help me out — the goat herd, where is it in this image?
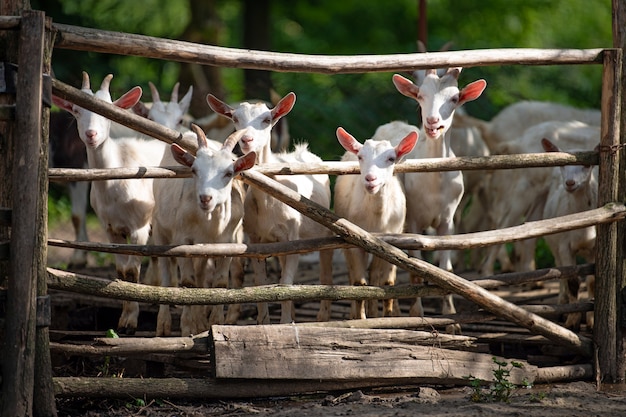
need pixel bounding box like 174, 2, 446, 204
49, 67, 599, 338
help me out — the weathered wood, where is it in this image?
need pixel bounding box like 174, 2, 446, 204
33, 12, 58, 417
51, 376, 440, 399
47, 203, 625, 257
44, 265, 591, 307
50, 333, 208, 356
2, 10, 46, 417
612, 0, 626, 384
49, 21, 604, 72
47, 151, 599, 182
535, 364, 594, 383
595, 48, 623, 383
211, 324, 534, 384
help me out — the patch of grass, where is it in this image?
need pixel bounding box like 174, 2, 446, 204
465, 357, 532, 403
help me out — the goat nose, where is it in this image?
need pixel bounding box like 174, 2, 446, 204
242, 135, 254, 143
426, 116, 439, 125
86, 129, 97, 139
565, 179, 576, 187
365, 174, 377, 183
200, 195, 213, 205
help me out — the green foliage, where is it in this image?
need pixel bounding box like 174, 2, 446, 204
465, 357, 531, 403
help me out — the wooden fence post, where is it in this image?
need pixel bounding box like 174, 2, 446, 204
1, 10, 53, 417
596, 47, 623, 384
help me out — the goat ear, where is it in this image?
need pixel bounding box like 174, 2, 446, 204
271, 92, 296, 122
234, 151, 257, 173
459, 79, 487, 105
541, 138, 559, 153
171, 143, 195, 167
132, 101, 150, 118
114, 86, 143, 110
392, 74, 420, 100
395, 131, 418, 159
52, 95, 75, 113
206, 94, 234, 118
336, 127, 362, 154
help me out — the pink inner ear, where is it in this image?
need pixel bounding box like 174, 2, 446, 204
336, 127, 361, 154
541, 138, 559, 153
392, 74, 419, 100
114, 86, 142, 109
459, 79, 487, 103
272, 92, 296, 121
206, 94, 233, 118
395, 131, 418, 158
171, 144, 194, 167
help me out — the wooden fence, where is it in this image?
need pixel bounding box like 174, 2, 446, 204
0, 6, 625, 417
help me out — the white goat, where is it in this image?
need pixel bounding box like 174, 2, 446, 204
52, 72, 168, 335
541, 138, 597, 331
389, 68, 486, 333
206, 92, 334, 324
334, 126, 418, 319
152, 125, 255, 336
479, 120, 600, 277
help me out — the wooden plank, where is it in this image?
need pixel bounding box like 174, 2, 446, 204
211, 324, 536, 385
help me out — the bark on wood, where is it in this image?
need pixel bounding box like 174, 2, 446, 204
50, 376, 444, 399
595, 48, 623, 383
46, 203, 625, 257
2, 11, 46, 417
44, 265, 592, 307
211, 324, 533, 384
47, 21, 603, 72
47, 151, 599, 182
613, 0, 626, 385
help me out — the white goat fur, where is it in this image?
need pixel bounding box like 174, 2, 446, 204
152, 126, 255, 336
475, 100, 600, 153
52, 72, 168, 335
334, 127, 417, 319
479, 120, 600, 277
207, 92, 334, 324
542, 138, 597, 331
388, 69, 486, 333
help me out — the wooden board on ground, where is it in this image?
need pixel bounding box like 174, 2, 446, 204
211, 324, 537, 385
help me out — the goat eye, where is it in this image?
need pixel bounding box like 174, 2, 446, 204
417, 94, 424, 101
224, 171, 234, 179
232, 116, 239, 124
388, 157, 396, 163
451, 95, 459, 104
263, 117, 271, 125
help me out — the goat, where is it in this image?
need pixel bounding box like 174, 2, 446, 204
152, 125, 255, 336
541, 138, 597, 331
52, 71, 168, 335
334, 126, 418, 319
206, 92, 334, 324
389, 68, 486, 333
479, 120, 600, 277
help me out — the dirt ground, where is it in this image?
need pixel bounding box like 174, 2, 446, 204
47, 218, 626, 417
54, 381, 626, 417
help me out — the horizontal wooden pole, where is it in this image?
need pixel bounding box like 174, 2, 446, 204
48, 151, 599, 182
48, 21, 605, 72
48, 203, 625, 255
